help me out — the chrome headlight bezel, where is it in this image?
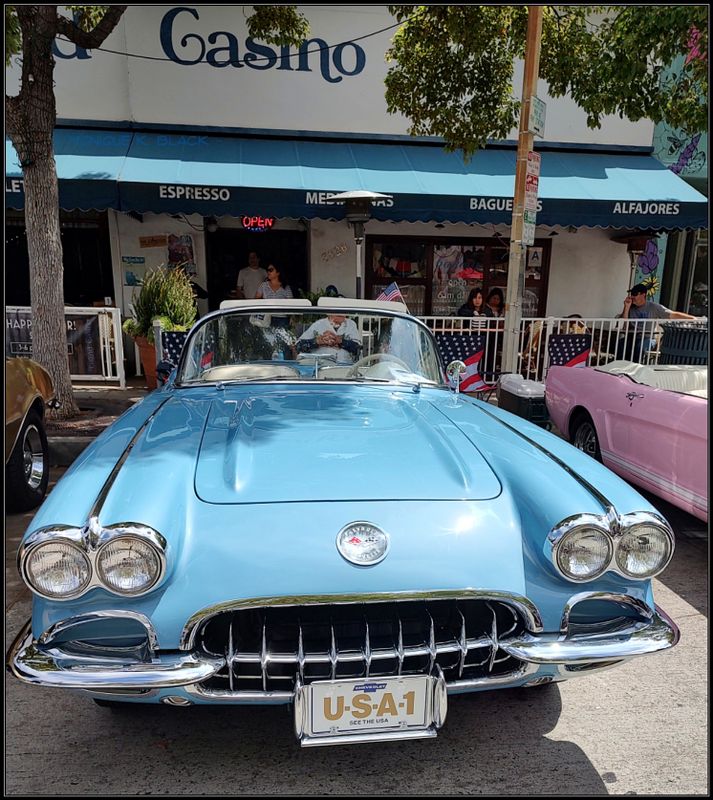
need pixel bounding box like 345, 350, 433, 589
19, 521, 167, 601
23, 538, 92, 600
614, 512, 675, 579
547, 511, 675, 583
547, 515, 613, 583
96, 532, 164, 596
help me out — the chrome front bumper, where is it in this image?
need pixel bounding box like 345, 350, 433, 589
7, 605, 680, 692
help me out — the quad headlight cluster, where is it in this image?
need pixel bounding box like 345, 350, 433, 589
548, 512, 674, 582
19, 522, 167, 600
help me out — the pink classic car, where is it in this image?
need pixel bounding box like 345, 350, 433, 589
545, 361, 708, 522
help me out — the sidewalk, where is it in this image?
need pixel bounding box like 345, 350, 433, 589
47, 377, 149, 466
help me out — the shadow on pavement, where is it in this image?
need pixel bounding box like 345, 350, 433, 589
78, 683, 607, 796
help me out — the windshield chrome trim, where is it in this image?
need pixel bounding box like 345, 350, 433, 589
173, 305, 441, 389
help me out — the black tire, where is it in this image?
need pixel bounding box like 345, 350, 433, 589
6, 409, 49, 512
571, 411, 602, 462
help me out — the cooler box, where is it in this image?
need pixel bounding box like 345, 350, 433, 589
497, 374, 549, 426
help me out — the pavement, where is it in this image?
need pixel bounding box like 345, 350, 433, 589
46, 377, 149, 466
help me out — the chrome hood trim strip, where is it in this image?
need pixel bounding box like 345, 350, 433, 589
88, 396, 172, 522
473, 404, 618, 519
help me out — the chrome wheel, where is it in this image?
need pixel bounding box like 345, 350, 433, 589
22, 424, 46, 490
573, 417, 601, 461
7, 409, 50, 512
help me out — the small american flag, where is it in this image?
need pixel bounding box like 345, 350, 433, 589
376, 282, 405, 303
435, 333, 486, 392
547, 334, 590, 367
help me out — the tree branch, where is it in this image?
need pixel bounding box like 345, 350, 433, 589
56, 6, 127, 49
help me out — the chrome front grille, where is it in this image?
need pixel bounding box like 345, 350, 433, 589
196, 598, 529, 696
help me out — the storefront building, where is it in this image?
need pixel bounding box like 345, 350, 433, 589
6, 6, 708, 330
651, 57, 708, 318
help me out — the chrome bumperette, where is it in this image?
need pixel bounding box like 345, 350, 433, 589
7, 620, 223, 689
559, 591, 654, 635
38, 610, 160, 651
500, 605, 679, 665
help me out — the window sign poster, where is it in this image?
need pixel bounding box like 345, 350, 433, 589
139, 235, 168, 248
526, 246, 543, 279
6, 309, 102, 375
167, 233, 197, 275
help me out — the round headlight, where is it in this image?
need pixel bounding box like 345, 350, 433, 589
555, 527, 612, 581
97, 536, 161, 595
615, 524, 673, 578
25, 541, 91, 598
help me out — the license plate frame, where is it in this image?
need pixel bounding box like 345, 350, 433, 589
294, 672, 447, 747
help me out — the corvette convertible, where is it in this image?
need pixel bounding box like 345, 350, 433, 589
8, 300, 679, 747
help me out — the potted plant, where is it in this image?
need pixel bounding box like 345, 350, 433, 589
122, 266, 197, 388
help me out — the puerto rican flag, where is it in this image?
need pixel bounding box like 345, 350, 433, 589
435, 333, 487, 392
547, 334, 590, 367
376, 282, 406, 303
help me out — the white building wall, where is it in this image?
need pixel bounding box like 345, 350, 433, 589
7, 5, 653, 147
545, 228, 631, 318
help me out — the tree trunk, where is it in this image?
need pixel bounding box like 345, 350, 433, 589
8, 6, 79, 418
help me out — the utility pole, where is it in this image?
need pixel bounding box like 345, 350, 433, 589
502, 5, 543, 374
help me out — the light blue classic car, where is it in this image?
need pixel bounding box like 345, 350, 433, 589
8, 299, 679, 747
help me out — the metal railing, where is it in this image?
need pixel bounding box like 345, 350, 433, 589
148, 314, 706, 388
6, 305, 126, 388
420, 316, 708, 384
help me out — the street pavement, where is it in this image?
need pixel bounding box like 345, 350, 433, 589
5, 460, 708, 795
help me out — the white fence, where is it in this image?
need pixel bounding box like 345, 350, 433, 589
6, 305, 126, 388
420, 316, 707, 384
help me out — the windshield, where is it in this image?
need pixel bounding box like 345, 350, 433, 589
178, 309, 443, 386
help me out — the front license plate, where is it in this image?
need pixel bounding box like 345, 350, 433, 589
296, 675, 443, 746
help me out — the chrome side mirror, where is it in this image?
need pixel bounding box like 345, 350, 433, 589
446, 360, 467, 397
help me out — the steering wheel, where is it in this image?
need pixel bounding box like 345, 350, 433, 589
346, 352, 411, 378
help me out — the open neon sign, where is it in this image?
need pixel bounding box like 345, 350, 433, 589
242, 215, 276, 232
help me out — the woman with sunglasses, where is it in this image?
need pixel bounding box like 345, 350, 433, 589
255, 263, 293, 300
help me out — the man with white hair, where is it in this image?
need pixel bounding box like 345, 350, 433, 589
296, 314, 362, 363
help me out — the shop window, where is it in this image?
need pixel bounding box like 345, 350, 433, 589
5, 210, 114, 307
687, 230, 708, 317
370, 240, 428, 315
367, 236, 550, 316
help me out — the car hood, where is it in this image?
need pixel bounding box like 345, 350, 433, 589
193, 388, 502, 504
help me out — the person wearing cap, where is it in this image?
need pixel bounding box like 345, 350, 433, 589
618, 283, 697, 359
621, 283, 697, 321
